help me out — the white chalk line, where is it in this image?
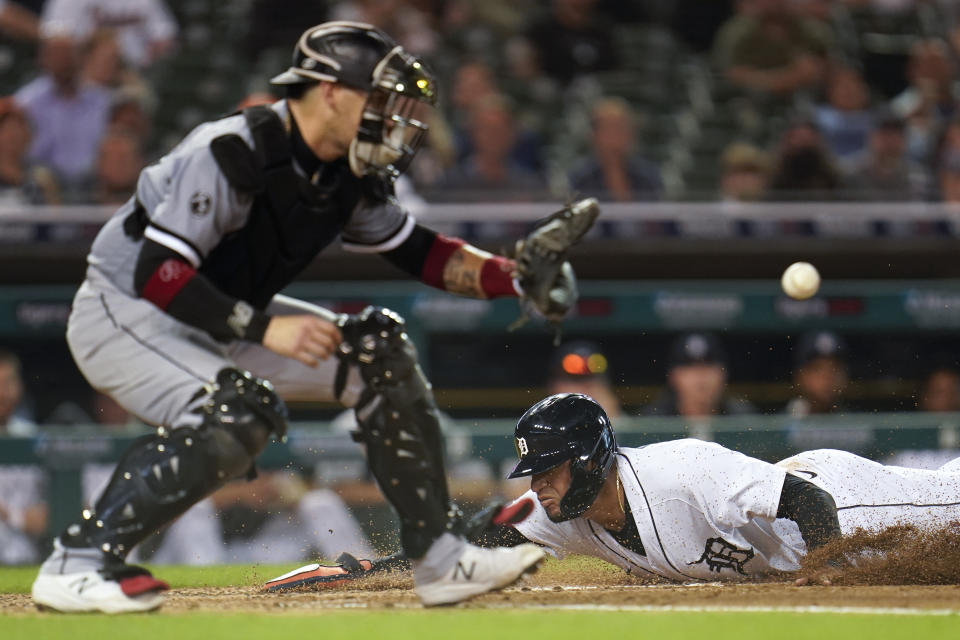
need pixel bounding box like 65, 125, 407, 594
486, 604, 960, 616
328, 600, 960, 616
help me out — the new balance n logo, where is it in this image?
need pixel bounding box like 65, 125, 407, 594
69, 576, 91, 594
452, 561, 476, 581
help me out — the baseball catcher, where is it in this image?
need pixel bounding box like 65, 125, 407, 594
31, 21, 598, 613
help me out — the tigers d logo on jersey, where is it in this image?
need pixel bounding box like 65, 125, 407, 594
689, 537, 755, 575
516, 437, 529, 458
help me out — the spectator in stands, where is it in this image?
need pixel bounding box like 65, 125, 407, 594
441, 0, 534, 41
785, 331, 851, 417
0, 348, 47, 565
80, 28, 152, 105
546, 340, 622, 418
92, 127, 144, 205
917, 366, 960, 412
844, 109, 930, 200
567, 97, 662, 202
0, 476, 46, 564
0, 97, 59, 205
814, 64, 873, 162
767, 118, 842, 199
331, 0, 438, 56
441, 94, 545, 201
449, 60, 498, 118
644, 332, 756, 421
40, 0, 177, 69
888, 363, 960, 469
0, 349, 34, 436
523, 0, 619, 87
0, 0, 38, 41
447, 60, 543, 176
718, 142, 770, 202
935, 117, 960, 203
891, 39, 958, 166
107, 88, 152, 150
14, 35, 111, 195
448, 60, 499, 158
500, 36, 560, 141
0, 465, 46, 565
713, 0, 831, 98
80, 29, 123, 89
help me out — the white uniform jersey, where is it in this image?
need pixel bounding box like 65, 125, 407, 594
87, 99, 413, 298
513, 440, 960, 582
776, 449, 960, 534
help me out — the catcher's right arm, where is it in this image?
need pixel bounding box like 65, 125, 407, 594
511, 198, 601, 341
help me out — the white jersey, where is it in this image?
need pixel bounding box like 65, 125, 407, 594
513, 440, 960, 582
776, 449, 960, 534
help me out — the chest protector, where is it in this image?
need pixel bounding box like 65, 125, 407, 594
202, 106, 366, 308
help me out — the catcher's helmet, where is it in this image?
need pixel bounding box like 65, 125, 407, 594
508, 393, 617, 521
271, 21, 437, 179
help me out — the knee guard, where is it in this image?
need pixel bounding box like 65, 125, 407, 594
60, 368, 288, 561
337, 306, 454, 558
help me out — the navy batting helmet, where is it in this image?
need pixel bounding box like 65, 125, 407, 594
271, 21, 437, 180
508, 393, 617, 521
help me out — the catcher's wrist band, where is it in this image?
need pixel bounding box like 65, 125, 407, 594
479, 254, 519, 298
420, 233, 518, 299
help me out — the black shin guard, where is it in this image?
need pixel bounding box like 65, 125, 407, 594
338, 307, 454, 559
60, 368, 287, 561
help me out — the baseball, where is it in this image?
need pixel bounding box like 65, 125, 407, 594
781, 262, 820, 300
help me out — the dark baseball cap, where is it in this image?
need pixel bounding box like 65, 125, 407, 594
667, 333, 727, 369
548, 341, 610, 381
794, 330, 848, 368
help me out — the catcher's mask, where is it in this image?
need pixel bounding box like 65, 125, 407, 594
508, 393, 617, 521
270, 21, 437, 180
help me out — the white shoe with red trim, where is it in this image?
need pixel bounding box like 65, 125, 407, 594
32, 565, 168, 613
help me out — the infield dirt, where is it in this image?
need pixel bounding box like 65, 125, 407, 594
3, 571, 959, 614
4, 527, 959, 615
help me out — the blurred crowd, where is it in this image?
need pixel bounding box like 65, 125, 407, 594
1, 0, 960, 206
4, 0, 960, 566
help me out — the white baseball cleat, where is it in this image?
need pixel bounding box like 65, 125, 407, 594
32, 567, 168, 614
413, 534, 545, 606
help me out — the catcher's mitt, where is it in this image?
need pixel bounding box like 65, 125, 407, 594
512, 198, 600, 341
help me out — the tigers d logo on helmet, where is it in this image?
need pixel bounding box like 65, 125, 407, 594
516, 437, 529, 458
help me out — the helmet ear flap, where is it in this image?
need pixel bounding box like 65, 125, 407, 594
556, 436, 615, 521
